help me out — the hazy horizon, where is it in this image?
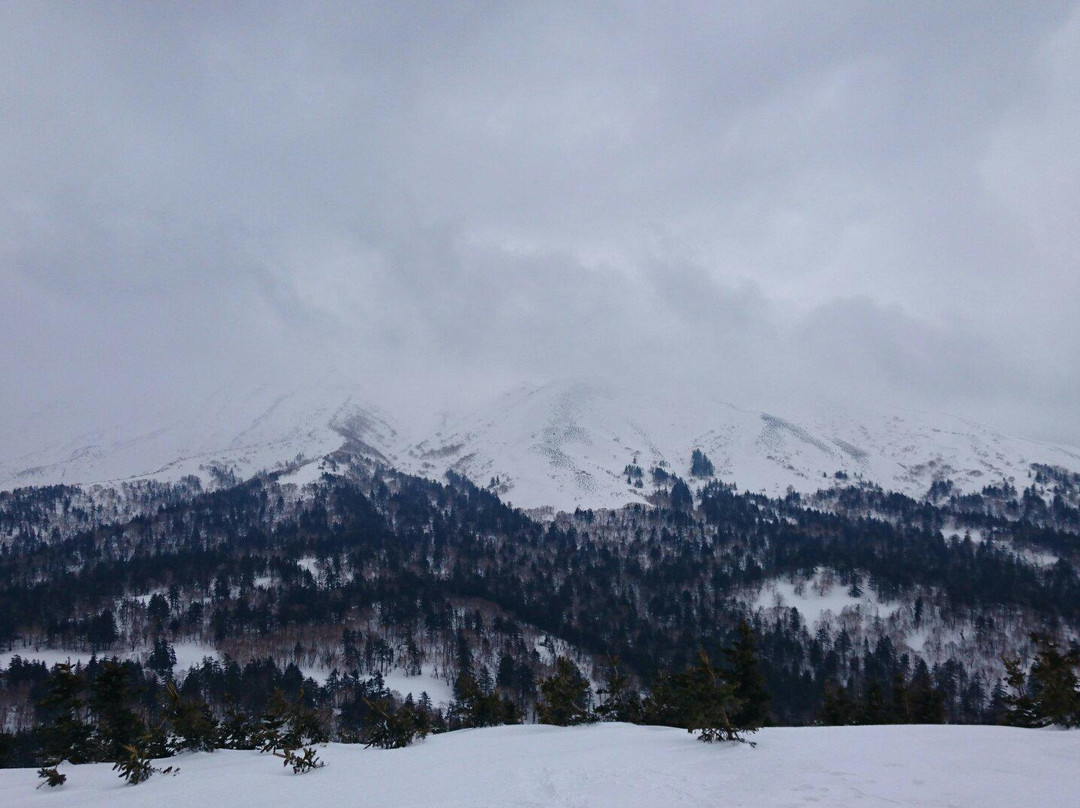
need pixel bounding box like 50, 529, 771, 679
3, 3, 1079, 449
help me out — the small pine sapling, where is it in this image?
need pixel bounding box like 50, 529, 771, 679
162, 682, 218, 753
112, 743, 178, 785
35, 760, 66, 789
274, 746, 325, 774
361, 696, 419, 749
219, 698, 257, 749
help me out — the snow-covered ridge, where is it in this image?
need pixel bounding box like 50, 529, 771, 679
3, 377, 1080, 513
395, 380, 1080, 511
0, 379, 399, 492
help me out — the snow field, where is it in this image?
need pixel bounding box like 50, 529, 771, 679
3, 723, 1078, 808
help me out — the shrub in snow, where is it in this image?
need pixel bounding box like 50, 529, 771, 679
112, 743, 177, 785
273, 745, 324, 774
35, 761, 66, 789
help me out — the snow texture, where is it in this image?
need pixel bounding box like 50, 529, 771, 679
3, 723, 1077, 807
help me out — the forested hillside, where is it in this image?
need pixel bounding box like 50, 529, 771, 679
2, 452, 1078, 769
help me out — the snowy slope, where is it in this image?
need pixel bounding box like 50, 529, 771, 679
397, 379, 1080, 511
3, 723, 1078, 808
3, 376, 1080, 512
0, 377, 401, 491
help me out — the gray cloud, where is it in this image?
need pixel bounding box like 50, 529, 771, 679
2, 1, 1078, 446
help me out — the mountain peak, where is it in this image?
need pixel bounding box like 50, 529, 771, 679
3, 377, 1079, 512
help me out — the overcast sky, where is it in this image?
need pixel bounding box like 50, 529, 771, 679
2, 2, 1078, 445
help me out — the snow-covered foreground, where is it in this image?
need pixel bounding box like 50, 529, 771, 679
4, 723, 1077, 808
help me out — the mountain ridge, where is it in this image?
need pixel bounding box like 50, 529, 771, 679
3, 377, 1079, 512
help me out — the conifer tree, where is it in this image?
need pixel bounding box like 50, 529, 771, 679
39, 663, 93, 765
35, 762, 66, 789
669, 479, 693, 511
889, 671, 910, 723
88, 660, 146, 762
112, 744, 177, 785
162, 682, 218, 753
725, 621, 770, 728
537, 657, 592, 726
449, 670, 480, 728
360, 696, 421, 749
682, 649, 752, 744
1028, 634, 1080, 727
255, 688, 327, 753
860, 679, 887, 725
907, 662, 946, 724
1000, 658, 1040, 728
275, 745, 324, 774
219, 698, 257, 749
690, 449, 715, 478
819, 679, 854, 725
595, 657, 641, 723
147, 638, 177, 679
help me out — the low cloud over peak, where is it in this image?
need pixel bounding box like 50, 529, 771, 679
2, 2, 1078, 448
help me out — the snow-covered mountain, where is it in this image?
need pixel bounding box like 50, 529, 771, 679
3, 377, 1080, 512
0, 378, 399, 491
399, 380, 1080, 511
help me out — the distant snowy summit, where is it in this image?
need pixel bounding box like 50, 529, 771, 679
2, 377, 1079, 512
396, 380, 1080, 511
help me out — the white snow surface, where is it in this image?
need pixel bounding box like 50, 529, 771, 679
754, 573, 901, 630
3, 723, 1078, 808
380, 667, 455, 707
4, 377, 1080, 513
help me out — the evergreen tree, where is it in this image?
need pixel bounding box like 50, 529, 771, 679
219, 698, 257, 749
35, 762, 66, 789
112, 744, 176, 785
595, 657, 641, 723
360, 696, 421, 749
147, 638, 177, 679
690, 449, 715, 478
1028, 634, 1080, 727
681, 649, 751, 744
147, 594, 170, 629
999, 658, 1040, 728
819, 679, 854, 725
670, 478, 693, 511
275, 745, 324, 774
537, 657, 592, 726
860, 679, 887, 725
87, 660, 146, 762
889, 671, 910, 723
38, 663, 93, 765
162, 682, 218, 753
907, 663, 946, 724
725, 621, 770, 728
255, 688, 326, 753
